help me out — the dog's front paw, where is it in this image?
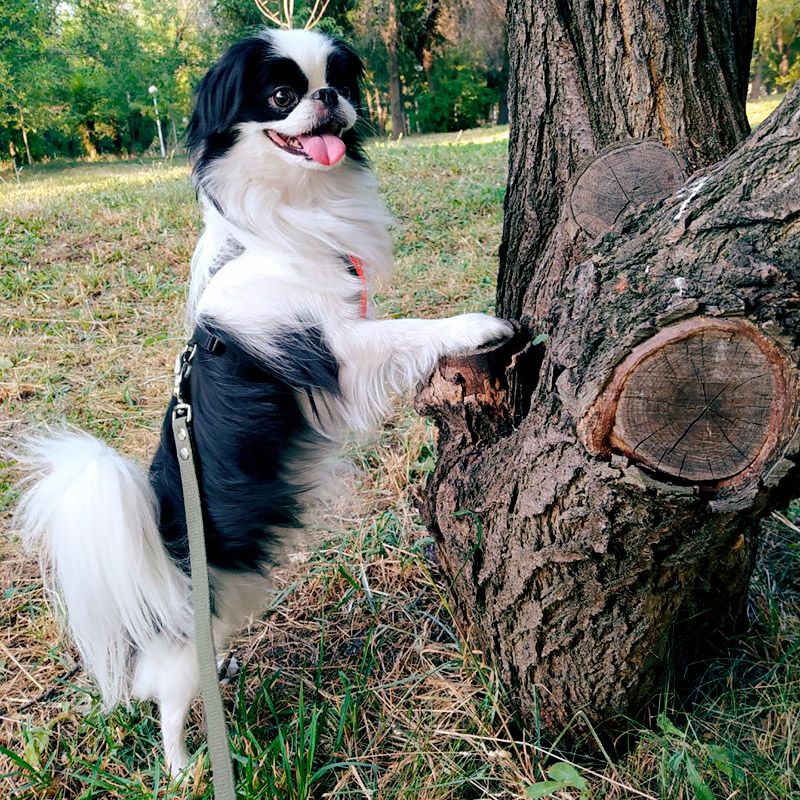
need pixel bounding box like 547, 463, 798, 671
443, 313, 516, 355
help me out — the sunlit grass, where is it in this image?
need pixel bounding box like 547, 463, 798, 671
378, 125, 510, 148
1, 125, 798, 799
747, 94, 787, 128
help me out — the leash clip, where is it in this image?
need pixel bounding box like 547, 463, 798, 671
172, 342, 197, 422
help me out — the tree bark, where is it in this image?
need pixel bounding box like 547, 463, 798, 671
778, 28, 790, 79
19, 108, 32, 164
417, 0, 441, 90
498, 0, 755, 322
417, 0, 799, 750
750, 48, 764, 100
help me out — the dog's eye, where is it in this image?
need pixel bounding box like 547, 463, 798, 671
338, 86, 351, 100
271, 88, 296, 109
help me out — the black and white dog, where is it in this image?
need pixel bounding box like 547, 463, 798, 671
17, 29, 512, 776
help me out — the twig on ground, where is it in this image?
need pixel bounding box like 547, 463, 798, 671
17, 665, 81, 711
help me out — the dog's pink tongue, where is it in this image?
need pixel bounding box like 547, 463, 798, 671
297, 133, 346, 166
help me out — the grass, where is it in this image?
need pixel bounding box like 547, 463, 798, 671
746, 94, 787, 128
1, 115, 798, 799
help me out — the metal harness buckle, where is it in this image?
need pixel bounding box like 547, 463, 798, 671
172, 342, 197, 423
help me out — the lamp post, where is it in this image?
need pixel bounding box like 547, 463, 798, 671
148, 84, 166, 158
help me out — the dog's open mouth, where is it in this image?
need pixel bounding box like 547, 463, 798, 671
265, 124, 346, 166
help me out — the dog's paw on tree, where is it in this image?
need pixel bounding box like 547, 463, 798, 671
416, 0, 800, 749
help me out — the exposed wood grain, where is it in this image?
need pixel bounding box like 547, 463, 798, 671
580, 318, 796, 486
570, 141, 685, 238
614, 329, 774, 481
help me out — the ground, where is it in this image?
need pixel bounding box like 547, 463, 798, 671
0, 106, 798, 799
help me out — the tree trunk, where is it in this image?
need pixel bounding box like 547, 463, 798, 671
498, 0, 755, 322
81, 120, 98, 159
378, 88, 387, 133
416, 0, 800, 749
364, 86, 376, 127
19, 108, 32, 164
750, 48, 764, 100
385, 0, 408, 139
375, 88, 387, 134
777, 28, 790, 79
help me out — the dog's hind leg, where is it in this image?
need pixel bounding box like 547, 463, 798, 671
133, 572, 270, 778
134, 638, 199, 778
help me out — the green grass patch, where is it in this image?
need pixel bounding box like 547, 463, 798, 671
1, 127, 798, 799
746, 94, 786, 128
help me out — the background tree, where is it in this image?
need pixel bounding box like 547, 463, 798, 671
381, 0, 506, 135
0, 0, 215, 161
750, 0, 800, 97
0, 0, 517, 160
417, 0, 800, 750
0, 0, 60, 163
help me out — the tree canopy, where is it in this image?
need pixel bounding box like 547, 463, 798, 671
0, 0, 797, 163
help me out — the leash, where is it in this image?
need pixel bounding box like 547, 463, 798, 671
172, 337, 237, 800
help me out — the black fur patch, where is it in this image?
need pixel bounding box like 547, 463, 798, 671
149, 325, 339, 575
186, 36, 309, 172
326, 38, 368, 163
209, 236, 245, 279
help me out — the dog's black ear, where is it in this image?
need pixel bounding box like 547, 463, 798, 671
186, 37, 268, 157
327, 39, 364, 113
327, 38, 368, 163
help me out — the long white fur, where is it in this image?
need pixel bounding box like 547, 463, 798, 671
14, 28, 513, 781
187, 134, 392, 322
15, 430, 191, 708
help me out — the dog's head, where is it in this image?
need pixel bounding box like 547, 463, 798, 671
187, 30, 365, 178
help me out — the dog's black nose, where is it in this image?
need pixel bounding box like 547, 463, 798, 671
312, 88, 338, 108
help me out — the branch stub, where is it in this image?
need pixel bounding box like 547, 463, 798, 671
581, 317, 796, 486
570, 140, 686, 238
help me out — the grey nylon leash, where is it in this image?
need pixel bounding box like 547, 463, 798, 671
172, 343, 237, 799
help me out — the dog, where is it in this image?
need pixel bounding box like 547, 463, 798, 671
16, 28, 513, 777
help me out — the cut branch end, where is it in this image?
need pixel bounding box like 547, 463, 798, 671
580, 317, 797, 488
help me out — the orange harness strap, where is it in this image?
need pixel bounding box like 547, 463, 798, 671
345, 255, 368, 319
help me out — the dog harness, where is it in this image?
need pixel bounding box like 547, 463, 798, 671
345, 254, 368, 319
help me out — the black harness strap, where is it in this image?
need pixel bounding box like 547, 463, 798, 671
192, 327, 227, 356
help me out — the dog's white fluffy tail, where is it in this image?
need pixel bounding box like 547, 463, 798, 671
15, 430, 190, 708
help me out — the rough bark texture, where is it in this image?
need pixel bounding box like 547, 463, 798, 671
417, 0, 800, 749
498, 0, 756, 322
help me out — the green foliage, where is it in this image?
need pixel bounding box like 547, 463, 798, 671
0, 0, 60, 158
1, 0, 798, 161
750, 0, 800, 96
653, 712, 752, 800
0, 0, 509, 162
526, 762, 588, 798
351, 0, 506, 136
411, 48, 497, 133
0, 0, 222, 163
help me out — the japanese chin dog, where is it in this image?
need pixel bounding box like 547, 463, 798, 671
16, 28, 513, 777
